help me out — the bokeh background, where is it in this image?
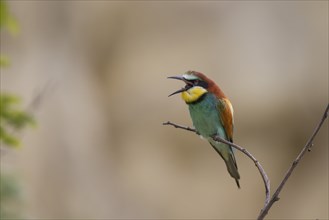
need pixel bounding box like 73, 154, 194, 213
1, 1, 328, 219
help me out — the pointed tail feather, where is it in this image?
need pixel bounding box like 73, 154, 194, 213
210, 142, 241, 188
224, 154, 240, 188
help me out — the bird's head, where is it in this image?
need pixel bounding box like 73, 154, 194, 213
168, 70, 222, 104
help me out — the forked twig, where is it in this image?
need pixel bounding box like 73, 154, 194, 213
163, 103, 329, 219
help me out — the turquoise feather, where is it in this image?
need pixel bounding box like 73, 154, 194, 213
188, 93, 240, 188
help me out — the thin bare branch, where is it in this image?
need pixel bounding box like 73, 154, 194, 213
163, 103, 328, 219
257, 103, 329, 220
163, 121, 271, 210
163, 121, 197, 133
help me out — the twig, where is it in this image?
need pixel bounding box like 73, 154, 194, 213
162, 121, 271, 209
257, 103, 329, 219
163, 103, 328, 219
163, 121, 196, 133
27, 80, 56, 113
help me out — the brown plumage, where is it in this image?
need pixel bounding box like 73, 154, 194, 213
192, 71, 227, 99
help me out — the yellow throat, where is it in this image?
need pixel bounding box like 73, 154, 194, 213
181, 86, 208, 103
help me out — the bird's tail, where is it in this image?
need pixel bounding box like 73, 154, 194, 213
210, 142, 240, 188
224, 153, 240, 188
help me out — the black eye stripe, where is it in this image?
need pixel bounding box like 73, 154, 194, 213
194, 80, 208, 89
185, 79, 208, 89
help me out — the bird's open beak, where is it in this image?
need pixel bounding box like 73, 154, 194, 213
167, 76, 192, 97
168, 87, 187, 97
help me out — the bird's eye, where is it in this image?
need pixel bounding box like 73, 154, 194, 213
194, 80, 199, 85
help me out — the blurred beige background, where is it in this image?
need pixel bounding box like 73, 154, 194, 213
1, 1, 328, 219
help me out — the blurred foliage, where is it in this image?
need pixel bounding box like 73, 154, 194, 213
0, 0, 34, 148
0, 0, 16, 69
0, 0, 19, 35
0, 54, 10, 67
0, 94, 35, 148
0, 174, 23, 219
1, 1, 33, 219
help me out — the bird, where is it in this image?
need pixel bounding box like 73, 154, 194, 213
168, 70, 240, 188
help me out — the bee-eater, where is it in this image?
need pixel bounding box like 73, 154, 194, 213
168, 70, 240, 188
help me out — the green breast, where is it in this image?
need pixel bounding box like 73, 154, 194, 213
188, 93, 227, 139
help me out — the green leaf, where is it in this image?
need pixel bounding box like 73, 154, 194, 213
0, 126, 20, 147
0, 94, 20, 111
0, 1, 9, 28
0, 1, 19, 35
0, 94, 35, 148
0, 54, 10, 67
5, 14, 19, 35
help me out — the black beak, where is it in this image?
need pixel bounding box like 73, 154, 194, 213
167, 76, 192, 97
167, 76, 185, 81
168, 87, 187, 97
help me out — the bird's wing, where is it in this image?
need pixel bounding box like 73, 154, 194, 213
217, 98, 234, 142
